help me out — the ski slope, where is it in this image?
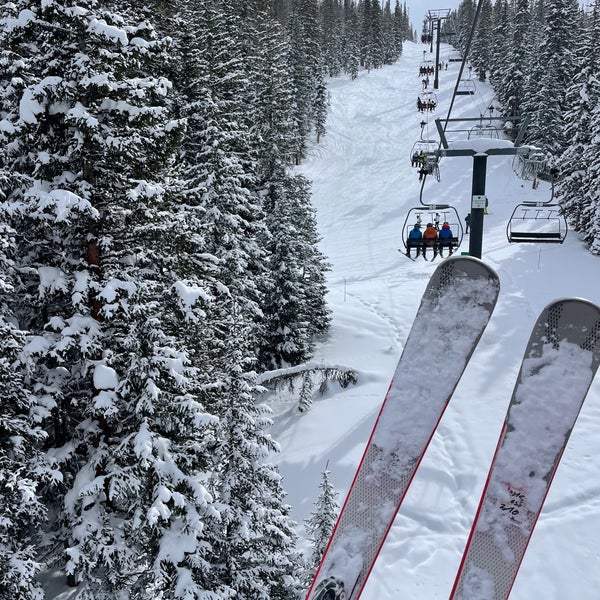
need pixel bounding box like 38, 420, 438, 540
271, 41, 600, 600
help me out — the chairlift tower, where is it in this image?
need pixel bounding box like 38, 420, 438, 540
434, 116, 531, 259
426, 9, 451, 90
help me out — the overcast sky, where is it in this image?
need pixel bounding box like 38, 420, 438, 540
404, 1, 594, 32
404, 1, 461, 33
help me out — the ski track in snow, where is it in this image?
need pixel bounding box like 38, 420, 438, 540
275, 41, 600, 600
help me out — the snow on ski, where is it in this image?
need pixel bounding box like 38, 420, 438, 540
450, 298, 600, 600
306, 256, 500, 600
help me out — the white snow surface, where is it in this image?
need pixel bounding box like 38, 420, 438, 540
272, 42, 600, 600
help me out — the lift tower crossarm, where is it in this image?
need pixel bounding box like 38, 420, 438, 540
434, 116, 530, 153
432, 116, 533, 259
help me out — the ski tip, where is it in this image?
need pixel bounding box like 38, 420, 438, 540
432, 254, 500, 288
541, 296, 600, 315
530, 297, 600, 364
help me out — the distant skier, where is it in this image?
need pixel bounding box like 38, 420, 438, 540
465, 213, 471, 233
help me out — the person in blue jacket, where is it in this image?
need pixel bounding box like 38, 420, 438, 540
407, 223, 423, 257
438, 221, 454, 257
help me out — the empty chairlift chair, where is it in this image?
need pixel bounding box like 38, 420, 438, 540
456, 78, 476, 95
468, 109, 501, 139
506, 176, 567, 244
507, 204, 567, 243
512, 149, 547, 181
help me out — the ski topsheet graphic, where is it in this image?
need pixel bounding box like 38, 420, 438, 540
306, 256, 500, 600
450, 298, 600, 600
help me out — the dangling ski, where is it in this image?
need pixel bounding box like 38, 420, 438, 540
450, 298, 600, 600
306, 256, 500, 600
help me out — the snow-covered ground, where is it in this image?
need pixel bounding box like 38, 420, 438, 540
272, 41, 600, 599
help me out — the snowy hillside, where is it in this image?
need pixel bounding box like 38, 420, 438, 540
272, 41, 600, 600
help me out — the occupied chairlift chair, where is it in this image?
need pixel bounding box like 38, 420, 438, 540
402, 206, 463, 260
401, 179, 464, 261
410, 121, 440, 182
410, 140, 441, 182
419, 59, 435, 76
506, 170, 567, 244
417, 91, 438, 112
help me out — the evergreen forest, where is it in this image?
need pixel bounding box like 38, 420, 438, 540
0, 0, 412, 598
453, 0, 600, 253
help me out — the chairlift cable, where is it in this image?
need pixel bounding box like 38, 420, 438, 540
444, 0, 485, 135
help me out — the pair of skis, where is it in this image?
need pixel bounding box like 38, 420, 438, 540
305, 256, 600, 600
403, 248, 455, 262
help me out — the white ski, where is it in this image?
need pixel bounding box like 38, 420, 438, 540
306, 256, 500, 600
449, 298, 600, 600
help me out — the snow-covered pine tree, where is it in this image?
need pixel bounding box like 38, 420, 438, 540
0, 1, 220, 596
494, 0, 530, 119
250, 13, 303, 179
343, 2, 361, 79
0, 213, 50, 599
0, 322, 48, 600
486, 0, 509, 96
259, 174, 331, 369
456, 0, 476, 55
304, 467, 340, 582
522, 0, 579, 154
360, 0, 385, 71
313, 71, 328, 143
212, 2, 331, 373
206, 311, 302, 600
287, 176, 331, 346
381, 1, 394, 65
288, 0, 324, 157
470, 0, 494, 81
321, 0, 345, 77
171, 7, 308, 592
556, 1, 600, 237
558, 0, 600, 254
182, 0, 266, 353
392, 0, 407, 59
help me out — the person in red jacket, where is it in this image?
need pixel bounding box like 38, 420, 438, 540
438, 221, 454, 257
422, 223, 438, 258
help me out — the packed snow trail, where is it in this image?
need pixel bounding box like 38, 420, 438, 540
273, 41, 600, 600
